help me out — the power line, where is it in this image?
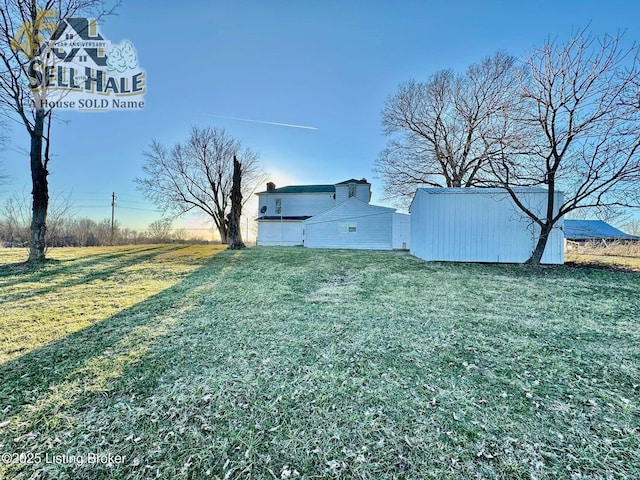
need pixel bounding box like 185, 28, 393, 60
111, 192, 116, 246
118, 206, 162, 212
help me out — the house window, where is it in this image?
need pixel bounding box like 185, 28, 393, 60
275, 198, 282, 215
348, 184, 356, 198
339, 222, 357, 234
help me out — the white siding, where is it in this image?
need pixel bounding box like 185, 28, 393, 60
257, 192, 335, 218
410, 188, 564, 264
257, 220, 304, 246
392, 213, 411, 249
335, 183, 371, 204
305, 197, 394, 250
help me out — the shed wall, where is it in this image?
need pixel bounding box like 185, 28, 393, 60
410, 189, 564, 264
305, 198, 394, 250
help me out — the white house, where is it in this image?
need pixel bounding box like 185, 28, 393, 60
255, 182, 335, 246
410, 187, 564, 264
256, 179, 411, 250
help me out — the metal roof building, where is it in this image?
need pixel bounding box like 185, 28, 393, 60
409, 187, 565, 264
564, 220, 639, 242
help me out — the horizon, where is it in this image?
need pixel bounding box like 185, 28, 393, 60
2, 0, 640, 239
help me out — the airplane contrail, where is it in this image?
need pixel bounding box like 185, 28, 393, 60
205, 114, 318, 130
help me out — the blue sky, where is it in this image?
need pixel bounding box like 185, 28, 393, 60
2, 0, 639, 236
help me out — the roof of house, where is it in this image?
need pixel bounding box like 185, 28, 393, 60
257, 184, 336, 195
564, 220, 640, 241
257, 179, 371, 195
335, 178, 369, 185
258, 216, 312, 221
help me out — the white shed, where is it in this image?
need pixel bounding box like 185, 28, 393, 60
410, 188, 564, 264
304, 197, 395, 250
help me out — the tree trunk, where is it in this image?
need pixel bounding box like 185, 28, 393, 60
27, 110, 48, 264
217, 224, 228, 244
525, 222, 552, 265
227, 156, 245, 250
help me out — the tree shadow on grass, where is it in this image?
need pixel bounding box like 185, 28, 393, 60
0, 245, 176, 289
2, 248, 638, 479
0, 246, 219, 400
0, 248, 339, 479
564, 260, 640, 273
0, 249, 237, 478
0, 245, 195, 303
0, 252, 228, 418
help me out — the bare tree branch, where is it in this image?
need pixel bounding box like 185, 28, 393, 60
135, 126, 266, 243
375, 51, 522, 206
491, 28, 640, 264
0, 0, 119, 263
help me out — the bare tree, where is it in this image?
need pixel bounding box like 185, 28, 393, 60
490, 29, 640, 264
375, 51, 520, 204
623, 219, 640, 237
66, 217, 97, 246
136, 126, 265, 243
172, 227, 188, 242
227, 155, 245, 249
147, 218, 172, 243
0, 0, 117, 263
0, 117, 7, 186
0, 190, 73, 248
45, 192, 74, 248
0, 192, 30, 246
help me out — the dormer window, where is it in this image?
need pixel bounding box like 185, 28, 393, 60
348, 184, 356, 198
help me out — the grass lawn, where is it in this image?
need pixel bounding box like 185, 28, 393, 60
566, 251, 640, 271
0, 246, 638, 479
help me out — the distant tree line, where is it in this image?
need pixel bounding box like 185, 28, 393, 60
0, 195, 212, 248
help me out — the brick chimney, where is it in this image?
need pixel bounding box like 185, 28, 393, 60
267, 182, 276, 191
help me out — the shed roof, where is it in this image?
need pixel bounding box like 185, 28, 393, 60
564, 220, 639, 241
416, 187, 549, 195
304, 196, 395, 224
409, 186, 558, 213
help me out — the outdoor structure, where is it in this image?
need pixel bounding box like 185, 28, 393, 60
256, 179, 410, 250
410, 188, 565, 264
564, 220, 640, 245
392, 213, 411, 250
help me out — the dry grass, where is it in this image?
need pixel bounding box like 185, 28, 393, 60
1, 246, 638, 479
0, 244, 226, 364
566, 241, 640, 271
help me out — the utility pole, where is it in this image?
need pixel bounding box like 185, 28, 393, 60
111, 192, 117, 246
